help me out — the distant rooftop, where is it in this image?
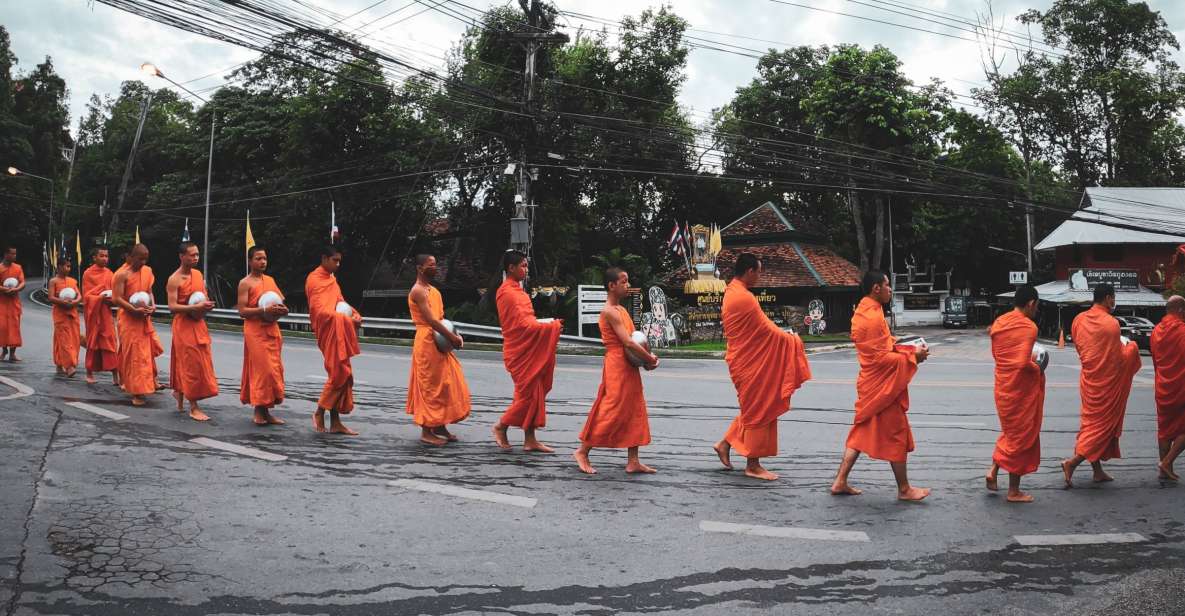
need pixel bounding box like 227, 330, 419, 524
1034, 187, 1185, 251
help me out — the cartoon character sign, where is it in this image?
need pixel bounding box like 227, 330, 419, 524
804, 299, 827, 336
640, 286, 678, 348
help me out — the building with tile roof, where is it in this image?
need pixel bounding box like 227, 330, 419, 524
665, 201, 862, 334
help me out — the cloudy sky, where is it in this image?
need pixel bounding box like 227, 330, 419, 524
5, 0, 1185, 134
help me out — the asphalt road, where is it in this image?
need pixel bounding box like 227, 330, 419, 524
2, 285, 1182, 615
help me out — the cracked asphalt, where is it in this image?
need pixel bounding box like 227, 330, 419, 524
1, 285, 1183, 615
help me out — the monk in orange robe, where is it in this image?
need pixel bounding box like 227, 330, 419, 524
82, 246, 120, 385
492, 250, 563, 453
711, 254, 811, 481
238, 246, 288, 426
305, 245, 362, 435
112, 244, 164, 407
574, 267, 659, 475
1061, 283, 1142, 487
406, 254, 470, 446
0, 246, 25, 362
1151, 295, 1185, 480
830, 270, 931, 501
48, 258, 82, 376
167, 242, 218, 421
985, 284, 1045, 502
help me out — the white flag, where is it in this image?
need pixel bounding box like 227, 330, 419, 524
330, 201, 340, 242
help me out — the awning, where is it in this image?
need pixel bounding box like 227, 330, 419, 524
997, 280, 1167, 307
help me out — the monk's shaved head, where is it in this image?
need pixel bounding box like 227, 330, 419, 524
131, 243, 149, 257
1167, 295, 1185, 315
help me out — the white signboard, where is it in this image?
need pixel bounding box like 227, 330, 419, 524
1009, 271, 1028, 285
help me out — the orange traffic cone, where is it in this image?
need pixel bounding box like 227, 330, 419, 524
1058, 327, 1065, 349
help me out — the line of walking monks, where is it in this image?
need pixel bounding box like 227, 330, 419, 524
2, 243, 1184, 499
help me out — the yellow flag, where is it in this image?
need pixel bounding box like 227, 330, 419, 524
245, 211, 255, 252
134, 225, 140, 244
75, 230, 82, 266
51, 244, 58, 267
709, 224, 722, 256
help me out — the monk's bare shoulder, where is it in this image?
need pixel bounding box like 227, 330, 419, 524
409, 283, 428, 302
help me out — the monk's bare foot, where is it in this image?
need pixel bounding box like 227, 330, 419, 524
898, 486, 931, 501
492, 425, 511, 449
55, 367, 65, 376
312, 411, 327, 433
1092, 471, 1114, 483
1006, 491, 1034, 503
329, 421, 358, 436
156, 382, 167, 391
1158, 462, 1179, 481
626, 461, 656, 474
712, 441, 733, 470
189, 407, 210, 422
420, 433, 448, 447
1061, 460, 1074, 489
985, 469, 999, 492
8, 353, 19, 362
433, 427, 458, 442
573, 450, 597, 474
523, 440, 555, 453
173, 390, 184, 411
253, 410, 269, 426
131, 396, 146, 407
744, 465, 778, 481
112, 374, 121, 387
266, 414, 285, 425
85, 374, 97, 384
65, 367, 76, 378
830, 482, 863, 496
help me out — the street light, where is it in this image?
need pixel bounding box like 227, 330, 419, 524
141, 62, 216, 279
6, 166, 55, 275
988, 245, 1027, 260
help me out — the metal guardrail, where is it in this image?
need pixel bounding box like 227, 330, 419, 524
30, 286, 601, 347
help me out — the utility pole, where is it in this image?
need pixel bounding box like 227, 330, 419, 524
108, 91, 153, 237
1025, 205, 1034, 280
505, 0, 567, 261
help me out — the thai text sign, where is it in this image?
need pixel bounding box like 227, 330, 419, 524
1068, 268, 1138, 291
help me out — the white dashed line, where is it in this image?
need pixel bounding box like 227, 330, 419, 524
0, 375, 34, 401
303, 374, 370, 386
1014, 533, 1146, 546
65, 401, 129, 421
189, 437, 288, 462
700, 521, 870, 542
390, 479, 537, 508
911, 420, 986, 428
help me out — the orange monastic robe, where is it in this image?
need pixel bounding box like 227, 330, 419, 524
845, 296, 919, 462
49, 276, 81, 370
82, 264, 119, 372
406, 285, 470, 427
721, 279, 811, 458
240, 275, 285, 409
579, 306, 652, 448
305, 266, 360, 413
496, 278, 563, 430
170, 270, 218, 402
1151, 313, 1185, 442
117, 265, 164, 396
0, 261, 23, 347
989, 309, 1045, 475
1071, 304, 1142, 461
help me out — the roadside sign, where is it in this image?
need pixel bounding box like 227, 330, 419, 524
1009, 271, 1028, 285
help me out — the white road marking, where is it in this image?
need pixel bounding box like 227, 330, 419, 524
303, 374, 370, 386
189, 437, 287, 462
699, 520, 870, 542
0, 375, 34, 401
390, 479, 537, 508
1014, 533, 1146, 546
911, 420, 987, 428
65, 401, 129, 421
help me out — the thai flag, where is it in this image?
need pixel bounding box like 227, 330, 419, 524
667, 222, 683, 255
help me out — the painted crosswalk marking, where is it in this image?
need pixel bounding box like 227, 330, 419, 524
700, 521, 870, 542
189, 437, 287, 462
390, 479, 537, 508
65, 401, 129, 421
0, 375, 34, 401
1014, 533, 1146, 546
